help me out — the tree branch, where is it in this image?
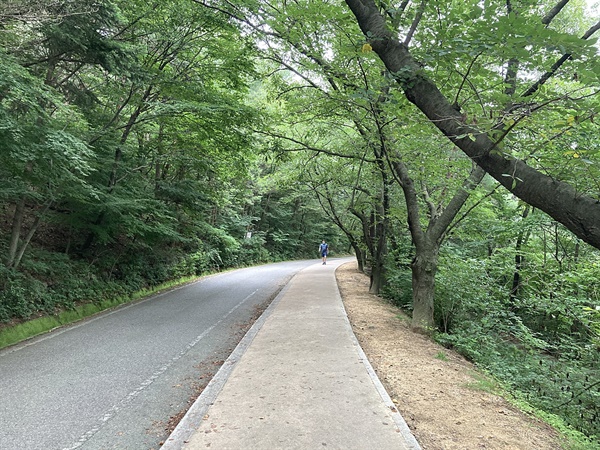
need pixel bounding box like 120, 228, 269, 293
542, 0, 570, 25
254, 129, 378, 162
344, 0, 600, 249
522, 19, 600, 98
403, 0, 426, 46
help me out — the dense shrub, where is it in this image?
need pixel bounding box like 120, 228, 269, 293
238, 234, 271, 265
431, 253, 600, 443
381, 242, 599, 445
382, 269, 413, 310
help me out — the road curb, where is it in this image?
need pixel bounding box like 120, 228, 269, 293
336, 265, 422, 450
160, 276, 294, 449
161, 258, 420, 449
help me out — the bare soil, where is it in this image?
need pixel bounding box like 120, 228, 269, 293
336, 261, 563, 450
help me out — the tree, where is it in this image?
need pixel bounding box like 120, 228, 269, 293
194, 0, 492, 328
0, 50, 95, 269
344, 0, 600, 249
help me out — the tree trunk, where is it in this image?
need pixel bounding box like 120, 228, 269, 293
411, 241, 439, 330
369, 255, 385, 293
5, 198, 51, 269
509, 205, 531, 306
369, 222, 387, 294
12, 201, 52, 269
349, 241, 365, 272
6, 196, 26, 268
368, 200, 388, 294
12, 202, 51, 270
350, 207, 376, 275
344, 0, 600, 250
367, 152, 391, 294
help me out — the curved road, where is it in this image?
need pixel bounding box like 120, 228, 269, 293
0, 260, 316, 450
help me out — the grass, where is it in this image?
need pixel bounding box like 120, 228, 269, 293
464, 370, 501, 394
435, 351, 449, 361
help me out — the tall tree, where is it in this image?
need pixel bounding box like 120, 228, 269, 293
0, 9, 100, 268
194, 1, 497, 327
344, 0, 600, 249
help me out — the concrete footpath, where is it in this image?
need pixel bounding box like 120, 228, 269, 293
161, 258, 421, 450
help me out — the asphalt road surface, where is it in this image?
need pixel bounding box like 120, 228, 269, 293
0, 260, 316, 450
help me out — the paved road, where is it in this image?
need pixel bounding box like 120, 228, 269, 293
0, 260, 315, 450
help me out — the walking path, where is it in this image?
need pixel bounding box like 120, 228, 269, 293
161, 258, 420, 449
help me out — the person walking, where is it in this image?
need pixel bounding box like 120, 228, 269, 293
319, 240, 329, 265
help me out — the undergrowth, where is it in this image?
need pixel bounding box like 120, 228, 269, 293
383, 254, 600, 449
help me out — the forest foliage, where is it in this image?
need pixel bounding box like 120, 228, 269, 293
1, 0, 599, 446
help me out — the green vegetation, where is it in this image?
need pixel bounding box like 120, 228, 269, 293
1, 0, 598, 446
434, 351, 448, 361
464, 371, 501, 395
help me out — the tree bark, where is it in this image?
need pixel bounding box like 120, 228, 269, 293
411, 240, 438, 330
509, 205, 531, 306
352, 243, 366, 272
12, 202, 52, 270
369, 202, 388, 294
351, 197, 388, 293
344, 0, 600, 250
367, 156, 390, 294
6, 196, 26, 268
351, 208, 374, 269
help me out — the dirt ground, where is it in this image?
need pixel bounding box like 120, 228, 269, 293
336, 261, 563, 450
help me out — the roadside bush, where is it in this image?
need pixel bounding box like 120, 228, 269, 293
435, 256, 505, 333
171, 249, 214, 277
0, 274, 32, 320
197, 223, 242, 269
433, 252, 600, 443
382, 269, 412, 311
0, 269, 56, 320
238, 233, 270, 265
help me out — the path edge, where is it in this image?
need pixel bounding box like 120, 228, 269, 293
335, 262, 422, 450
160, 274, 294, 449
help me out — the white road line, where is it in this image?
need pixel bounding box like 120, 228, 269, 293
62, 289, 258, 450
